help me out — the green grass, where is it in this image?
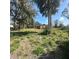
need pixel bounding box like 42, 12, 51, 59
10, 39, 20, 52
10, 28, 69, 56
33, 46, 44, 56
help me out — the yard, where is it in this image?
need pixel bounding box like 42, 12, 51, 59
10, 28, 69, 59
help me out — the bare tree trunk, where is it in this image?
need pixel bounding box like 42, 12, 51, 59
48, 0, 52, 29
33, 19, 35, 28
23, 22, 25, 29
14, 19, 16, 30
48, 9, 52, 29
19, 21, 21, 30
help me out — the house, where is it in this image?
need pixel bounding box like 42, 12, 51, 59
35, 24, 48, 29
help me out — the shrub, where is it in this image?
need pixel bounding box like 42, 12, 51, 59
39, 29, 50, 35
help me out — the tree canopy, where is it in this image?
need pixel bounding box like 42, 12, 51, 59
34, 0, 60, 17
10, 0, 36, 29
62, 5, 69, 19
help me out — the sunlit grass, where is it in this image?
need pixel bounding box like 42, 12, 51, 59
10, 28, 69, 56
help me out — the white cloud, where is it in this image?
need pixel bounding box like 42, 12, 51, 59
59, 17, 69, 26
59, 17, 64, 22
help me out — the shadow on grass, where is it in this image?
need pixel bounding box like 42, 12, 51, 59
38, 29, 51, 35
10, 31, 37, 36
38, 41, 69, 59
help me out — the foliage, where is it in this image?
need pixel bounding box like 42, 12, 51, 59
54, 19, 59, 28
35, 21, 42, 26
10, 28, 69, 58
62, 5, 69, 19
60, 25, 69, 32
34, 0, 60, 16
33, 46, 44, 56
10, 0, 35, 30
39, 29, 50, 35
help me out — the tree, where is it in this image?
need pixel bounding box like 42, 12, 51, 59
10, 0, 18, 30
10, 0, 36, 30
35, 21, 41, 26
18, 0, 36, 28
54, 19, 58, 28
34, 0, 60, 29
62, 5, 69, 19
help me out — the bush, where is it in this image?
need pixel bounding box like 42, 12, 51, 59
39, 29, 50, 35
60, 26, 69, 32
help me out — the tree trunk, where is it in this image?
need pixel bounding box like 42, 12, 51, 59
48, 9, 52, 29
14, 19, 16, 30
19, 21, 21, 30
33, 19, 35, 28
23, 22, 25, 29
48, 0, 52, 29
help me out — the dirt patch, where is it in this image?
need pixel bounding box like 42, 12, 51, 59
11, 39, 38, 59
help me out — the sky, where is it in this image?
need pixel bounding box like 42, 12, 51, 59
33, 0, 69, 26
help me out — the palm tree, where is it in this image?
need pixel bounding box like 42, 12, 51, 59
62, 6, 69, 19
34, 0, 60, 29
